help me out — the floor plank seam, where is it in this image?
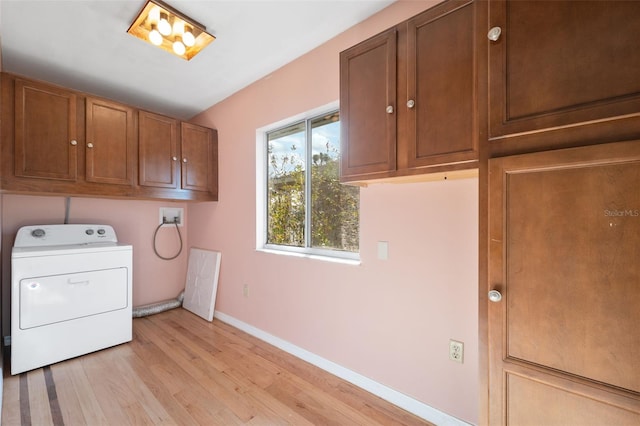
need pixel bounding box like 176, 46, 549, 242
43, 366, 65, 426
19, 373, 31, 426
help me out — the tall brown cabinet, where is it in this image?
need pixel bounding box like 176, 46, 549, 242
340, 0, 640, 424
483, 1, 640, 424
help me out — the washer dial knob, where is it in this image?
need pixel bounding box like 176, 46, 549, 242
31, 229, 46, 238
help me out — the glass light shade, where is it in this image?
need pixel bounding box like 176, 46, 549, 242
148, 6, 160, 23
172, 20, 184, 36
173, 39, 186, 56
158, 13, 172, 36
182, 28, 195, 47
149, 27, 163, 46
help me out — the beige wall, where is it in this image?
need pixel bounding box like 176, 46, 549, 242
189, 1, 479, 423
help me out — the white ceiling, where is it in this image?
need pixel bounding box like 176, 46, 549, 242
0, 0, 393, 120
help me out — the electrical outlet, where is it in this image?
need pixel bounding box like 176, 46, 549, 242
243, 283, 249, 298
449, 339, 464, 364
159, 207, 184, 227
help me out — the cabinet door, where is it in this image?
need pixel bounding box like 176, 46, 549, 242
139, 111, 178, 189
405, 0, 477, 169
340, 28, 397, 182
488, 141, 640, 425
14, 79, 78, 181
488, 0, 640, 146
180, 122, 217, 194
85, 97, 135, 185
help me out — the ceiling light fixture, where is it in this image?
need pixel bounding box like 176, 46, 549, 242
127, 0, 215, 61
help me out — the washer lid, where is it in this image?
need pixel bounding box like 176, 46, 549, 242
14, 224, 120, 247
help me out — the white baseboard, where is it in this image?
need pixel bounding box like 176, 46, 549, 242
214, 311, 470, 426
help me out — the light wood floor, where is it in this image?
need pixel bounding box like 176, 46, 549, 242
2, 308, 432, 425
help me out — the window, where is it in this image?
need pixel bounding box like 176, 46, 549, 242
263, 110, 359, 259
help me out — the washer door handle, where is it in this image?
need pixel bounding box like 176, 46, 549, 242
67, 279, 90, 286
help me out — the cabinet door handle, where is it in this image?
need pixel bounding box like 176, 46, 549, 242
87, 142, 94, 149
386, 105, 394, 114
172, 156, 178, 161
488, 290, 502, 302
182, 158, 188, 163
407, 99, 415, 109
488, 26, 502, 42
70, 140, 78, 146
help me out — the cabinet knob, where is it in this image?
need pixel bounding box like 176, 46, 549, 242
87, 142, 94, 149
488, 290, 502, 303
488, 26, 502, 42
407, 99, 415, 109
386, 105, 394, 114
70, 140, 77, 146
182, 158, 188, 163
172, 156, 178, 161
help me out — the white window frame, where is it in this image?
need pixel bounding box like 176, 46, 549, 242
256, 101, 360, 264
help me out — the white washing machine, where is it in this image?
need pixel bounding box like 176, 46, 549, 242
11, 224, 133, 375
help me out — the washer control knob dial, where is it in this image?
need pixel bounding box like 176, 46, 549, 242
97, 228, 106, 235
85, 229, 95, 235
31, 228, 46, 238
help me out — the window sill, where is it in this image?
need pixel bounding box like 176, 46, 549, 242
256, 248, 361, 266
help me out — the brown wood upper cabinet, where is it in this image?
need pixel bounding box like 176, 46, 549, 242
139, 111, 179, 189
85, 97, 135, 186
340, 28, 397, 181
139, 115, 218, 197
12, 79, 135, 187
340, 0, 479, 184
488, 0, 640, 155
13, 78, 79, 182
180, 122, 217, 195
139, 111, 217, 196
2, 73, 218, 201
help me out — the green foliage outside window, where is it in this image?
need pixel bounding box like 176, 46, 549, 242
267, 112, 359, 253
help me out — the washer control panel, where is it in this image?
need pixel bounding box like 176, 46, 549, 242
15, 224, 118, 247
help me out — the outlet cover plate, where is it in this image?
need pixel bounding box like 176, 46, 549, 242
449, 339, 464, 364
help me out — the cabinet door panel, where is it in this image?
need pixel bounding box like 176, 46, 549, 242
406, 0, 477, 168
489, 0, 640, 142
86, 98, 135, 185
14, 79, 77, 181
181, 122, 215, 193
139, 111, 178, 189
488, 141, 640, 424
340, 28, 397, 181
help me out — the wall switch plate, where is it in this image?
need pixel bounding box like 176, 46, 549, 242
159, 207, 184, 227
243, 283, 249, 298
377, 241, 389, 260
449, 339, 464, 363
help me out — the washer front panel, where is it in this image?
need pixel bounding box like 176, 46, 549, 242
20, 267, 128, 329
11, 240, 132, 375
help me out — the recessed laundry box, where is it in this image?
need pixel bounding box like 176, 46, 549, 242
11, 224, 133, 375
